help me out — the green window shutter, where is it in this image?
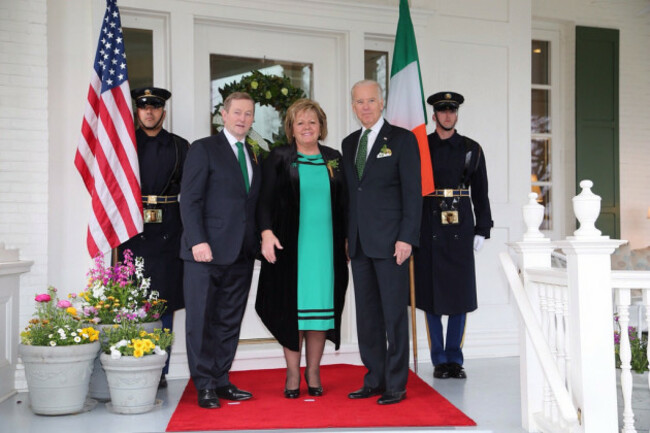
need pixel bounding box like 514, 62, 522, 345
575, 26, 620, 239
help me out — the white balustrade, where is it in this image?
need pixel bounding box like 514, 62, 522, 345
505, 180, 648, 433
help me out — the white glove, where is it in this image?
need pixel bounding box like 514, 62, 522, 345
473, 235, 485, 252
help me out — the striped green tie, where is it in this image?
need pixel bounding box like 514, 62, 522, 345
235, 141, 250, 193
355, 129, 371, 179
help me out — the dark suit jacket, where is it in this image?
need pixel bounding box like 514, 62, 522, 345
179, 131, 261, 264
255, 144, 349, 351
342, 119, 422, 258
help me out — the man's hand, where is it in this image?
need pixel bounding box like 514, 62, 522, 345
393, 241, 412, 266
473, 235, 485, 252
192, 242, 213, 262
261, 230, 283, 264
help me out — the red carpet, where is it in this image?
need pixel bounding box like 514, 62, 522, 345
166, 364, 475, 431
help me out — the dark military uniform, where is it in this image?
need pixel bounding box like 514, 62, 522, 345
414, 91, 493, 373
118, 87, 189, 379
118, 127, 189, 313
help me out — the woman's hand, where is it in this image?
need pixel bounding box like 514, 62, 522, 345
261, 229, 283, 264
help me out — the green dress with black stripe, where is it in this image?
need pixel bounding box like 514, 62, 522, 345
296, 152, 334, 330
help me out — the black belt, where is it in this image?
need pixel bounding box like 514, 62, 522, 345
426, 189, 469, 198
142, 195, 179, 204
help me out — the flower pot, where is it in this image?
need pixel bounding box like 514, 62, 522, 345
100, 352, 167, 414
19, 342, 99, 415
89, 320, 162, 401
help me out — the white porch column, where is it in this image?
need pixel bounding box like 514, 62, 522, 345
511, 193, 554, 432
555, 181, 625, 433
0, 244, 33, 402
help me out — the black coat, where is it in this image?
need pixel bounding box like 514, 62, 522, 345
414, 131, 492, 315
255, 144, 349, 351
118, 128, 189, 312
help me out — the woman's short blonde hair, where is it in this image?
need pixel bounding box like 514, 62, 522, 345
284, 98, 328, 143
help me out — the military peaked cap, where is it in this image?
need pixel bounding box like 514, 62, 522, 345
131, 87, 171, 108
427, 91, 464, 110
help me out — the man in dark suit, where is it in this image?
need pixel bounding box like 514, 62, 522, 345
180, 92, 261, 409
342, 80, 422, 405
119, 87, 189, 388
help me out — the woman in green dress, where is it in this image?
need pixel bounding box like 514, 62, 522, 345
256, 99, 348, 398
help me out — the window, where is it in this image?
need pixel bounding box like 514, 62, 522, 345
122, 28, 153, 90
531, 39, 552, 230
209, 54, 312, 142
364, 50, 389, 101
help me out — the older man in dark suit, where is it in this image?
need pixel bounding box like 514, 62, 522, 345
342, 80, 422, 405
180, 92, 261, 409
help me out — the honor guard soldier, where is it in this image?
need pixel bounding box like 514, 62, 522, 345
413, 92, 493, 380
118, 86, 190, 387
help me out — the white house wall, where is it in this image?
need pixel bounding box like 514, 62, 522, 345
1, 0, 647, 379
533, 0, 650, 249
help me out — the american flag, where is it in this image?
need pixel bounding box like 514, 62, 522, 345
75, 0, 143, 258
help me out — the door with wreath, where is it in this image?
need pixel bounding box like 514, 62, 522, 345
194, 21, 347, 343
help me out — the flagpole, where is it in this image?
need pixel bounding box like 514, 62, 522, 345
409, 255, 418, 374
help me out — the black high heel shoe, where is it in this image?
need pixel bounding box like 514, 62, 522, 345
305, 371, 323, 397
284, 378, 300, 399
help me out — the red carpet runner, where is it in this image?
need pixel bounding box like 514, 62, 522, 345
166, 364, 475, 431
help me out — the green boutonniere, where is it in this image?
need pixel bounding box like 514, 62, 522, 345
245, 136, 260, 164
377, 144, 392, 158
326, 158, 340, 178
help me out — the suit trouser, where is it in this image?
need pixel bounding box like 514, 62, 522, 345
426, 312, 466, 366
351, 245, 410, 393
183, 255, 254, 390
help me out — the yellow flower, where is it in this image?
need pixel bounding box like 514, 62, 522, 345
265, 91, 272, 99
133, 340, 145, 352
133, 348, 144, 358
251, 81, 258, 89
281, 87, 288, 96
139, 330, 148, 337
66, 306, 77, 316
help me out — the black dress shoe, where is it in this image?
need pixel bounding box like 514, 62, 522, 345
284, 387, 300, 399
215, 384, 253, 401
197, 389, 220, 409
158, 374, 167, 389
348, 386, 385, 399
433, 363, 450, 379
305, 371, 323, 396
447, 363, 467, 379
377, 390, 406, 405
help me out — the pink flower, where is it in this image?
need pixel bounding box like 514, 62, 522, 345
35, 294, 51, 303
57, 299, 72, 308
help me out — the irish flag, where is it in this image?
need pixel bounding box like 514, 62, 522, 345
386, 0, 434, 196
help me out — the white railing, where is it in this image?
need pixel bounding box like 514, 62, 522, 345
612, 271, 650, 433
504, 181, 648, 433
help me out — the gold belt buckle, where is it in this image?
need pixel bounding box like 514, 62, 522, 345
146, 195, 158, 205
441, 210, 459, 225
443, 189, 454, 198
143, 209, 163, 224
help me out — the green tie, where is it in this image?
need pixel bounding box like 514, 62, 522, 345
235, 141, 250, 193
355, 129, 371, 179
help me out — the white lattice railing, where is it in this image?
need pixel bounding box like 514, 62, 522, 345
504, 181, 645, 433
612, 272, 650, 433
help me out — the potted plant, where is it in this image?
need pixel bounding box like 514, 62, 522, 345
72, 249, 168, 400
614, 315, 649, 376
99, 322, 174, 414
19, 286, 100, 415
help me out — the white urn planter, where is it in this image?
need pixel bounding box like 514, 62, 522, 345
19, 341, 100, 415
100, 352, 167, 414
89, 320, 162, 401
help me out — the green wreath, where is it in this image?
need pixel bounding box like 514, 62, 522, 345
212, 70, 306, 155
